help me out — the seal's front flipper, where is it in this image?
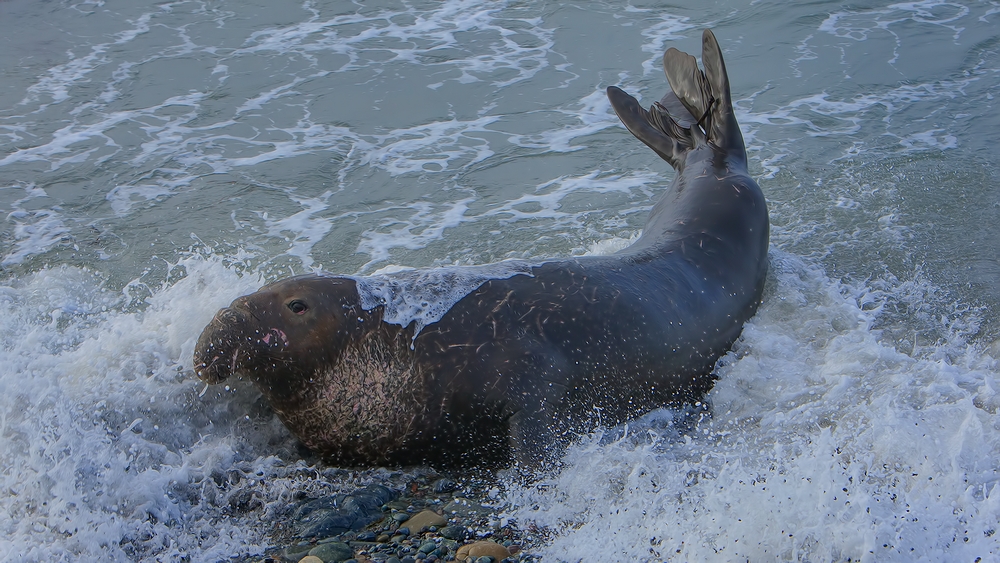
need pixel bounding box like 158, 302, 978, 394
507, 403, 557, 472
504, 350, 575, 472
607, 86, 692, 170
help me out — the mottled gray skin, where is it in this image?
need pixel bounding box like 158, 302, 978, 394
194, 30, 769, 468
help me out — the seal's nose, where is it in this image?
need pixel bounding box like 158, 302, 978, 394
194, 306, 251, 384
212, 305, 248, 327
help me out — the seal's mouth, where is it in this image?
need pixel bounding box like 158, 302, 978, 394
194, 306, 252, 384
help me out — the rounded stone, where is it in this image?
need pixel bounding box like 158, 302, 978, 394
455, 541, 510, 562
439, 526, 468, 541
357, 531, 377, 542
393, 512, 411, 523
475, 557, 494, 563
309, 541, 354, 562
299, 558, 325, 563
284, 543, 315, 561
396, 527, 411, 536
432, 478, 458, 493
419, 540, 437, 554
405, 509, 448, 533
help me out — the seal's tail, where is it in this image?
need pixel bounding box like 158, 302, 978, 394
607, 29, 746, 170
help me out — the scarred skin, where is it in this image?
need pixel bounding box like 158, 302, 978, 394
194, 30, 769, 468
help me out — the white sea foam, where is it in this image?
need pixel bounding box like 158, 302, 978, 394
261, 191, 335, 272
506, 89, 620, 153
820, 1, 970, 43
898, 128, 959, 151
352, 260, 534, 336
504, 251, 1000, 561
2, 209, 71, 267
0, 256, 275, 561
580, 232, 641, 256
737, 73, 977, 163
355, 116, 500, 175
630, 9, 694, 77
350, 169, 657, 272
238, 0, 554, 88
2, 183, 71, 267
19, 12, 154, 107
354, 198, 476, 270
107, 187, 171, 218
486, 170, 657, 225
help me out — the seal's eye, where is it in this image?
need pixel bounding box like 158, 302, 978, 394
287, 300, 308, 315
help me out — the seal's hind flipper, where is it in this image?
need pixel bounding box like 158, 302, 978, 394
609, 29, 747, 168
658, 91, 695, 129
663, 29, 746, 161
607, 85, 691, 169
662, 46, 711, 130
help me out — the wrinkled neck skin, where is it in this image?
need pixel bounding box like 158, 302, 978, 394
245, 304, 437, 464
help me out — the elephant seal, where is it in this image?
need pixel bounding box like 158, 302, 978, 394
194, 29, 768, 468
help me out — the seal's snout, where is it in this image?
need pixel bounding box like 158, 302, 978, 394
193, 306, 251, 384
216, 307, 245, 326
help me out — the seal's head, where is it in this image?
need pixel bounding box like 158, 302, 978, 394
193, 274, 358, 392
193, 274, 432, 463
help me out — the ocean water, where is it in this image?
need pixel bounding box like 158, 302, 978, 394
1, 0, 999, 561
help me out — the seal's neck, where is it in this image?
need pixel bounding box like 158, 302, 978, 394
260, 324, 436, 462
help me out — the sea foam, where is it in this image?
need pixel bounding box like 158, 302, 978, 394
503, 251, 1000, 561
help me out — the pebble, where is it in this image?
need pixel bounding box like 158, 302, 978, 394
418, 540, 437, 554
442, 498, 489, 519
404, 510, 447, 533
439, 525, 469, 541
284, 543, 315, 561
263, 477, 535, 563
432, 478, 457, 493
455, 541, 511, 562
295, 485, 399, 539
309, 541, 353, 562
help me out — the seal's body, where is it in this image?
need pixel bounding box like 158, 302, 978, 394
194, 30, 769, 468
